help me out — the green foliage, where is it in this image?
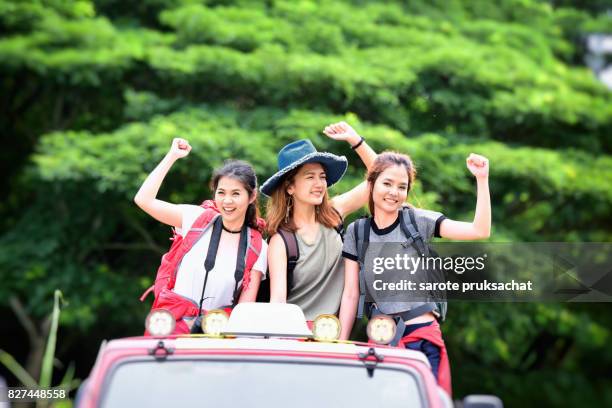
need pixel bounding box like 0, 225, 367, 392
2, 0, 611, 150
0, 290, 80, 407
31, 103, 612, 243
1, 0, 611, 405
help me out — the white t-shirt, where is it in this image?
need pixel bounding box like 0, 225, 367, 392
173, 205, 268, 310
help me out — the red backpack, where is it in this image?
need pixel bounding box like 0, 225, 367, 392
140, 200, 265, 326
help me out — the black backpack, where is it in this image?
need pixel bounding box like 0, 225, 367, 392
354, 207, 448, 322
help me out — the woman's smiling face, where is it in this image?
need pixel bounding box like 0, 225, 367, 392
287, 162, 327, 206
214, 176, 253, 225
371, 165, 409, 215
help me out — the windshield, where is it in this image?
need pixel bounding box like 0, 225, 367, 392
100, 357, 424, 408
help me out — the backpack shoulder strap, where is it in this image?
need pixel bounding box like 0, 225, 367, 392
331, 206, 345, 238
246, 228, 263, 265
167, 208, 220, 290
183, 207, 219, 239
195, 216, 224, 313
355, 217, 371, 319
278, 228, 299, 292
399, 207, 429, 256
230, 225, 249, 306
400, 207, 448, 321
231, 227, 263, 306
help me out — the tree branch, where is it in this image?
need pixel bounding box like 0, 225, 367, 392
122, 210, 166, 255
8, 296, 39, 347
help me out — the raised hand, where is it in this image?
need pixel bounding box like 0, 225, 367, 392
323, 121, 361, 145
168, 137, 192, 160
466, 153, 489, 179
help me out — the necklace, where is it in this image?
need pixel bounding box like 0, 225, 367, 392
222, 224, 242, 234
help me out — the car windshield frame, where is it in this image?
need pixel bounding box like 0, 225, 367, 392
97, 354, 429, 408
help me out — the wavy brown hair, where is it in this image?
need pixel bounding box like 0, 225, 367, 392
266, 166, 341, 236
366, 152, 417, 216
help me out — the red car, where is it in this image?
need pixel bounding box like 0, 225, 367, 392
75, 303, 501, 408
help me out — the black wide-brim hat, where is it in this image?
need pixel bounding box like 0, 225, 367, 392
260, 139, 348, 197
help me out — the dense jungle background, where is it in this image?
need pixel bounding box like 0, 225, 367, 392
1, 0, 611, 406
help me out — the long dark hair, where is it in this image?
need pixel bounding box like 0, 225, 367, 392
366, 152, 416, 216
210, 160, 261, 231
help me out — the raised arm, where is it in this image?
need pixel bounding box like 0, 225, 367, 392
323, 122, 377, 218
338, 258, 360, 340
133, 138, 192, 228
268, 233, 288, 303
439, 153, 491, 240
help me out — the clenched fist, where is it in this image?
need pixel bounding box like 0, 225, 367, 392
466, 153, 489, 179
168, 138, 192, 160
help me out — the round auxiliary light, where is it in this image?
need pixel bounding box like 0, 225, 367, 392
312, 314, 341, 342
145, 309, 175, 337
202, 309, 230, 336
366, 314, 396, 345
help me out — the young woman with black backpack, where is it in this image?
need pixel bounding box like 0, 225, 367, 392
338, 151, 491, 396
261, 122, 377, 323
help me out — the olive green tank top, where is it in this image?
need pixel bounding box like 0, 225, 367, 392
286, 225, 344, 320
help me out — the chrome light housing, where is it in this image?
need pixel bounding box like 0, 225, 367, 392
366, 315, 396, 345
312, 314, 341, 342
202, 309, 230, 336
145, 309, 175, 337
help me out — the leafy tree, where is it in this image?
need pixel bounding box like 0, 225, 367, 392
1, 0, 611, 405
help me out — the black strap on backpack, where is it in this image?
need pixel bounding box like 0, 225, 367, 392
278, 228, 299, 292
399, 207, 447, 321
191, 216, 223, 333
254, 228, 298, 303
399, 207, 429, 257
331, 206, 345, 239
355, 217, 371, 319
230, 225, 250, 307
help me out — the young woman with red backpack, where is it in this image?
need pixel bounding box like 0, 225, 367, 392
135, 138, 267, 334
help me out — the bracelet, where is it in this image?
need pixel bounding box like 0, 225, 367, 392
351, 137, 365, 150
